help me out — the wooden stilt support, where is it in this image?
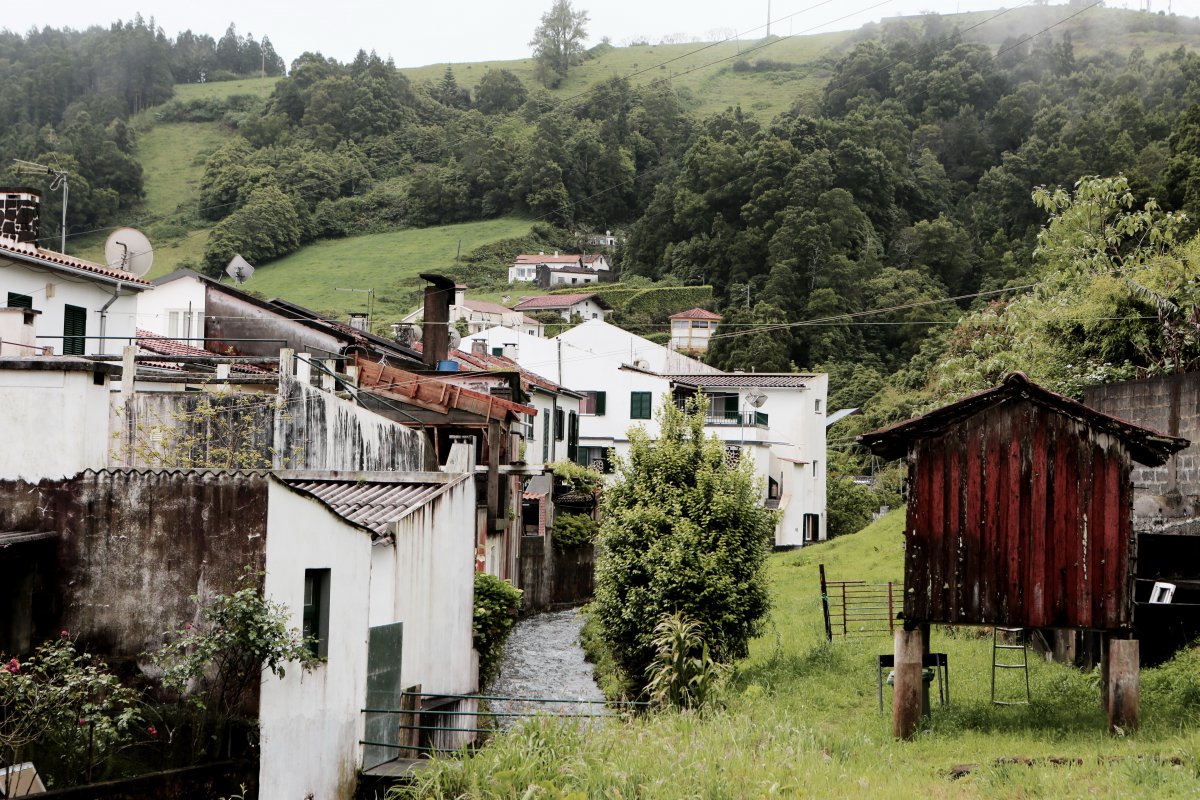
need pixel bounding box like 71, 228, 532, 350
893, 625, 925, 739
1106, 638, 1140, 734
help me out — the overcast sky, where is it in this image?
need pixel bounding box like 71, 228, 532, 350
11, 0, 1200, 68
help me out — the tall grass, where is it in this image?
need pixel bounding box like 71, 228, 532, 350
398, 510, 1200, 799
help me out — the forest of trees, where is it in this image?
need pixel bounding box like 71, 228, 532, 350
0, 18, 283, 240
6, 9, 1200, 460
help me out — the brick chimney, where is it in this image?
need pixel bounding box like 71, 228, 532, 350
419, 273, 456, 368
472, 339, 487, 356
0, 188, 40, 244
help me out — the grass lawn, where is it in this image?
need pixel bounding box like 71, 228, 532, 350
171, 77, 279, 102
402, 510, 1200, 798
237, 217, 546, 324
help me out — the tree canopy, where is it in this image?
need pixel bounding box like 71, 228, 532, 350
530, 0, 590, 88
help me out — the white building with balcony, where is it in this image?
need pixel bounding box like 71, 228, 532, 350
669, 308, 723, 353
461, 320, 827, 547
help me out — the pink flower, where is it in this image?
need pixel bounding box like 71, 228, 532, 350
78, 718, 87, 725
147, 726, 158, 737
184, 623, 192, 631
4, 658, 18, 673
60, 629, 69, 638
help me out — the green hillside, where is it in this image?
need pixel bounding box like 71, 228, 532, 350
237, 217, 541, 322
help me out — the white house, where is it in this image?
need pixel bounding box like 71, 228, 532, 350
462, 321, 828, 548
136, 268, 207, 341
669, 308, 723, 353
1, 237, 149, 356
512, 293, 613, 322
508, 253, 610, 284
400, 284, 543, 337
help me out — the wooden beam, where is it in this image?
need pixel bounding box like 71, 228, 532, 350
1106, 638, 1139, 733
893, 626, 925, 739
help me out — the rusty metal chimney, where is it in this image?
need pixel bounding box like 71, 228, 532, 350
419, 273, 456, 368
0, 188, 40, 244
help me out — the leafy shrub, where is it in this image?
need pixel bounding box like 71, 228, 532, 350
552, 512, 598, 552
645, 613, 729, 710
593, 394, 776, 696
547, 460, 603, 496
826, 476, 879, 538
1143, 643, 1200, 722
473, 572, 522, 689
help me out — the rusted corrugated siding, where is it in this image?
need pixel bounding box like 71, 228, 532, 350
905, 398, 1135, 630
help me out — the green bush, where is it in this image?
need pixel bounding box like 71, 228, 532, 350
826, 476, 879, 538
645, 612, 729, 710
552, 512, 598, 552
473, 572, 522, 689
593, 394, 776, 696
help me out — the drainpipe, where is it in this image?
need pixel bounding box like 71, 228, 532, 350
97, 281, 122, 355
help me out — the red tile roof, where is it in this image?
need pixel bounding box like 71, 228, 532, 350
514, 254, 583, 265
669, 308, 723, 320
0, 237, 153, 286
462, 299, 516, 315
580, 254, 607, 264
512, 293, 607, 311
136, 329, 271, 374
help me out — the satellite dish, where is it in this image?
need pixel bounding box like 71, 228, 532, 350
448, 325, 462, 349
746, 389, 768, 408
225, 254, 255, 284
104, 228, 154, 278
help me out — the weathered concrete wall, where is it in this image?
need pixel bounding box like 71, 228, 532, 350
519, 536, 595, 613
0, 360, 118, 480
0, 470, 269, 659
114, 377, 425, 472
1085, 374, 1200, 531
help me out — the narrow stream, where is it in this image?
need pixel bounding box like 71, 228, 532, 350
487, 608, 605, 727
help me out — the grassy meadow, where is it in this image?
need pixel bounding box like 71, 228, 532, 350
402, 511, 1200, 799
236, 216, 546, 321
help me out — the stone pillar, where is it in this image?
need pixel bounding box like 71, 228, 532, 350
1106, 638, 1140, 733
893, 625, 925, 740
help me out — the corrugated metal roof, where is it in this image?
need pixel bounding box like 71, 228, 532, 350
282, 479, 449, 536
859, 372, 1189, 466
666, 373, 815, 388
0, 238, 152, 285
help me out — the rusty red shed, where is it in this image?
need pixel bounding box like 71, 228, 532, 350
859, 373, 1188, 632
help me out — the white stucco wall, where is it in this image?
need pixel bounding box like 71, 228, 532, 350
367, 474, 478, 696
557, 320, 717, 375
0, 364, 115, 480
134, 274, 206, 338
1, 257, 142, 355
261, 481, 375, 800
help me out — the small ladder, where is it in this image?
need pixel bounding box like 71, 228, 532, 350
991, 627, 1031, 705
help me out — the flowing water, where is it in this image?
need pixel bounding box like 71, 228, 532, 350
488, 608, 605, 727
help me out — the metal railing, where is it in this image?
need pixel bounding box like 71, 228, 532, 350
361, 691, 649, 759
702, 411, 769, 428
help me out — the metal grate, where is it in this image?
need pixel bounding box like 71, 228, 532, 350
820, 564, 896, 640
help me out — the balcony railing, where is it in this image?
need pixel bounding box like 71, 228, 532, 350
703, 411, 768, 428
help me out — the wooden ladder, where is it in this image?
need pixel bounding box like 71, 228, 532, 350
991, 627, 1031, 705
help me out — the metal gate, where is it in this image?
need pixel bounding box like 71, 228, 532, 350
820, 564, 896, 640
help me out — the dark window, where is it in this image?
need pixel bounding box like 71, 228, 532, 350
554, 407, 565, 441
567, 411, 579, 462
579, 391, 606, 416
803, 514, 820, 543
62, 304, 87, 355
492, 347, 503, 357
630, 391, 652, 420
303, 568, 331, 658
575, 446, 612, 473
7, 292, 32, 309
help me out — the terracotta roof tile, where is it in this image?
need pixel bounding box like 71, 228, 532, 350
669, 308, 723, 321
512, 293, 604, 311
0, 238, 152, 285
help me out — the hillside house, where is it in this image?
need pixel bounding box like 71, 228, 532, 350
507, 252, 610, 283
399, 284, 543, 337
1, 189, 149, 356
512, 293, 613, 322
668, 308, 723, 353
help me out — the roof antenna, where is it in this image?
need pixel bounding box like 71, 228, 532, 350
12, 159, 68, 252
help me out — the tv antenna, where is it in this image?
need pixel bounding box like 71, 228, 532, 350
336, 287, 375, 328
12, 159, 68, 252
225, 254, 255, 284
104, 228, 155, 278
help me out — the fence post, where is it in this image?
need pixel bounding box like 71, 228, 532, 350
819, 564, 832, 642
888, 582, 895, 635
399, 684, 422, 756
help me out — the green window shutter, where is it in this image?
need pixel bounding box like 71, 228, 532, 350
492, 347, 503, 357
542, 412, 550, 462
7, 292, 33, 309
63, 304, 87, 355
630, 391, 651, 420
567, 411, 579, 462
594, 391, 606, 416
